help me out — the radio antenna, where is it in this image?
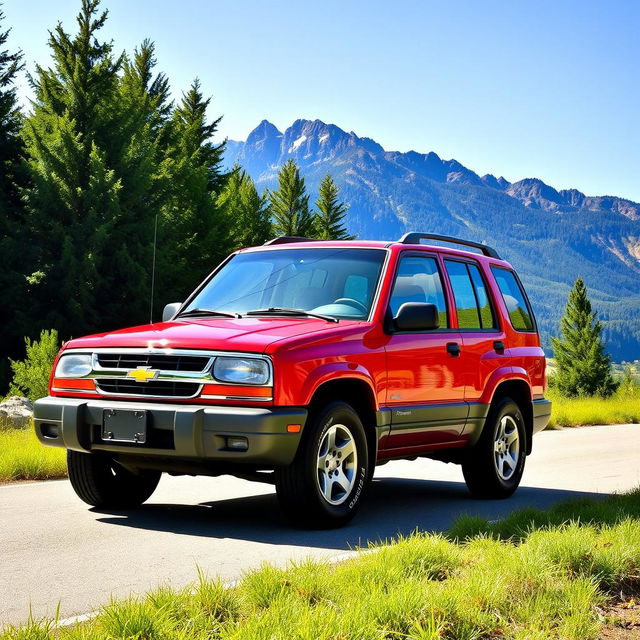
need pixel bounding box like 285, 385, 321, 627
149, 213, 158, 324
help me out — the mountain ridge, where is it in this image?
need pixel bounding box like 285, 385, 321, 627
224, 118, 640, 360
227, 118, 640, 219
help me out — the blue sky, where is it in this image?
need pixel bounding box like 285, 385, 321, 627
5, 0, 639, 201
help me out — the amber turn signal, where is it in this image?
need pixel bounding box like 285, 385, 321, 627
52, 378, 96, 391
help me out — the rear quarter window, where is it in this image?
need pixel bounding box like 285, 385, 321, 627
490, 267, 534, 331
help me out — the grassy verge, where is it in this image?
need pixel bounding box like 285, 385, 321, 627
4, 490, 640, 640
0, 427, 66, 482
548, 387, 640, 428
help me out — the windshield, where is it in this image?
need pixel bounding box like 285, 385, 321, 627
183, 248, 387, 320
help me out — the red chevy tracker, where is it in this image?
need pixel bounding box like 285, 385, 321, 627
35, 233, 551, 528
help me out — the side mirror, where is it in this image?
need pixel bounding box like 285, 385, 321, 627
393, 302, 440, 332
162, 302, 182, 322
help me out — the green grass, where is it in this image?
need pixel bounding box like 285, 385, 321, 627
4, 490, 640, 640
548, 386, 640, 427
0, 427, 66, 482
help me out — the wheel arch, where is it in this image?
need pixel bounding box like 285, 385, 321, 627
489, 378, 534, 454
308, 378, 379, 474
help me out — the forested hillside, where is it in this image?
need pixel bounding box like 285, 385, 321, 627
226, 119, 640, 360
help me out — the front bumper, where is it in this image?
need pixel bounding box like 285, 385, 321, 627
33, 396, 307, 467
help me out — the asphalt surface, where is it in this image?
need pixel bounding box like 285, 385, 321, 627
2, 423, 639, 625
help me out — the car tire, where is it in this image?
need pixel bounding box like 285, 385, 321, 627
462, 397, 526, 499
275, 401, 369, 529
67, 450, 161, 508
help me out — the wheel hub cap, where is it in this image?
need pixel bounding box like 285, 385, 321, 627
494, 415, 520, 481
316, 424, 358, 505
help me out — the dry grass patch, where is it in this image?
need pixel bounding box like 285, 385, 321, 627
0, 427, 66, 482
548, 387, 640, 428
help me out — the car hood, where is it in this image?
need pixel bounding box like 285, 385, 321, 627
63, 317, 363, 354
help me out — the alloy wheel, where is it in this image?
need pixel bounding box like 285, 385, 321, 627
493, 415, 520, 481
316, 423, 358, 505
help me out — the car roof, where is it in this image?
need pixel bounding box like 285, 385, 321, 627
239, 239, 512, 266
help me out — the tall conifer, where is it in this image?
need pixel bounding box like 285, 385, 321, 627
22, 0, 124, 336
314, 174, 353, 240
23, 1, 171, 335
269, 160, 315, 237
551, 277, 617, 397
156, 79, 230, 305
218, 167, 272, 250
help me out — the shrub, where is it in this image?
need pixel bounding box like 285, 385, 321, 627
8, 330, 60, 403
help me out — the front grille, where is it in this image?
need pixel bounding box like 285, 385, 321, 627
96, 379, 201, 398
96, 353, 209, 372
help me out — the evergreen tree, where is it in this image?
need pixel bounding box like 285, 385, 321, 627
156, 78, 230, 305
551, 277, 617, 397
23, 0, 124, 336
218, 166, 272, 249
269, 159, 315, 237
23, 1, 169, 336
0, 8, 27, 388
314, 174, 354, 240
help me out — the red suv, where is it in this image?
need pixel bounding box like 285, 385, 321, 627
35, 233, 551, 528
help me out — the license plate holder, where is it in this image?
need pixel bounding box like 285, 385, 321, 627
102, 409, 147, 444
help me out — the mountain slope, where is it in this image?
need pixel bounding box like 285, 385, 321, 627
224, 119, 640, 360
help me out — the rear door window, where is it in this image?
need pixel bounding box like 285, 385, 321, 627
467, 264, 497, 329
444, 261, 481, 328
490, 267, 534, 331
444, 260, 498, 330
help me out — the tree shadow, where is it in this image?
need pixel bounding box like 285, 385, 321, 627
93, 476, 609, 551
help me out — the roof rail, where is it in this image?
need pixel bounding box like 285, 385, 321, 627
397, 232, 501, 259
263, 236, 314, 246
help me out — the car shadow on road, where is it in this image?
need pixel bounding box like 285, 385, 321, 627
93, 477, 608, 551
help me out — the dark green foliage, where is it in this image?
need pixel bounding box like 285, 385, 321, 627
156, 78, 230, 306
22, 0, 138, 337
269, 159, 315, 237
551, 277, 617, 397
218, 166, 272, 250
314, 174, 354, 240
0, 8, 28, 388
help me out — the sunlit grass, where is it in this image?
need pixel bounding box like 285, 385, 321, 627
0, 427, 66, 482
4, 489, 640, 640
548, 387, 640, 427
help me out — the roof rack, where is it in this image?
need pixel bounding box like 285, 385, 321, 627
263, 236, 314, 246
397, 232, 501, 259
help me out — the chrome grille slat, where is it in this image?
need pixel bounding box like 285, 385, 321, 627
96, 379, 201, 398
96, 353, 209, 372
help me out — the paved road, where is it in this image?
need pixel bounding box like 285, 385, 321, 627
2, 424, 639, 625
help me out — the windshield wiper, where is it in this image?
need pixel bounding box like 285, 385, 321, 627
177, 308, 241, 319
246, 307, 339, 323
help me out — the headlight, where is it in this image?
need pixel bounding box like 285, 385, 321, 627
54, 354, 92, 378
213, 357, 270, 385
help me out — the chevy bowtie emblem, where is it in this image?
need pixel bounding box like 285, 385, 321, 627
126, 366, 159, 383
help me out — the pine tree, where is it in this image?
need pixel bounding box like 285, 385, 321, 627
23, 0, 125, 336
269, 159, 315, 237
551, 277, 617, 397
218, 166, 272, 250
0, 8, 27, 388
23, 1, 170, 336
156, 78, 230, 305
314, 174, 354, 240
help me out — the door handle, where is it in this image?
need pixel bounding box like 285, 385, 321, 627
493, 340, 505, 353
446, 342, 461, 357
